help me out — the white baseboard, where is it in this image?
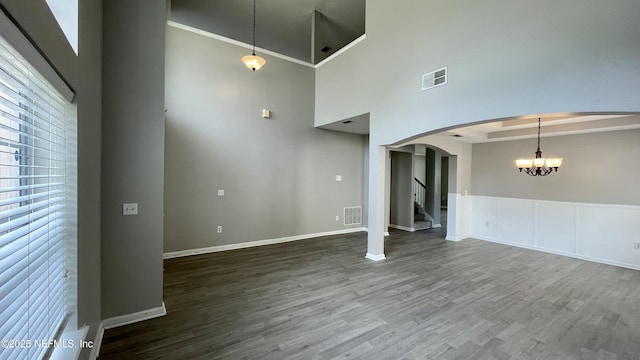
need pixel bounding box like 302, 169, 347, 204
472, 235, 640, 272
88, 323, 104, 360
432, 224, 442, 228
89, 302, 166, 359
388, 224, 415, 232
102, 302, 167, 330
445, 235, 466, 242
365, 253, 386, 261
164, 228, 367, 259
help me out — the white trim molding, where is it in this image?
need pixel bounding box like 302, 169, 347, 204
88, 323, 104, 360
102, 302, 166, 330
164, 228, 367, 259
88, 302, 166, 359
388, 224, 415, 232
166, 20, 366, 70
445, 235, 465, 242
365, 253, 386, 261
168, 21, 314, 68
468, 195, 640, 271
314, 34, 367, 68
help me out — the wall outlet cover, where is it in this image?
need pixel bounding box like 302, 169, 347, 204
123, 203, 138, 216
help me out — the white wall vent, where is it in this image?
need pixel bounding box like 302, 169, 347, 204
421, 67, 447, 91
343, 206, 362, 226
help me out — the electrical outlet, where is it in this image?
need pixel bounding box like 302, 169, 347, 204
336, 215, 340, 222
634, 242, 640, 250
217, 226, 222, 233
123, 203, 138, 216
217, 189, 225, 196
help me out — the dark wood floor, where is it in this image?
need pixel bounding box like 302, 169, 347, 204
99, 228, 640, 359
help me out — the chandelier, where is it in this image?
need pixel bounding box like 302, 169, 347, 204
515, 118, 563, 176
241, 0, 266, 71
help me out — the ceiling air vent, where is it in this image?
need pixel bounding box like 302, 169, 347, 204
422, 67, 447, 91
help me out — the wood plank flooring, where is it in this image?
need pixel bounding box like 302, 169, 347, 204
99, 229, 640, 359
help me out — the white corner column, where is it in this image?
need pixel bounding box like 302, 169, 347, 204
366, 145, 387, 261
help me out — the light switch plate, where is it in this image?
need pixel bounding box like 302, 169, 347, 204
217, 189, 225, 196
123, 203, 138, 216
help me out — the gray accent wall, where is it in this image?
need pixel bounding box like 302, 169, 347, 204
76, 0, 103, 348
389, 151, 413, 228
101, 0, 166, 318
471, 130, 640, 206
164, 26, 366, 253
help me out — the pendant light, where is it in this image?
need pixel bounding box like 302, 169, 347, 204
242, 0, 265, 71
515, 118, 563, 176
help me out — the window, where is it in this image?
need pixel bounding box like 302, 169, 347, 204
0, 33, 71, 359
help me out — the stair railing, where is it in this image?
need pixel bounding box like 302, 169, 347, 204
414, 178, 426, 209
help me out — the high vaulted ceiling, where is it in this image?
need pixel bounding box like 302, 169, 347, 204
170, 0, 365, 63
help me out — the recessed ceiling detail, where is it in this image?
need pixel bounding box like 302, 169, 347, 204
436, 114, 640, 144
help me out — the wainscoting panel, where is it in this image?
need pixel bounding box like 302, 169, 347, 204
578, 205, 640, 268
499, 198, 535, 246
469, 196, 640, 271
469, 196, 500, 240
536, 202, 575, 253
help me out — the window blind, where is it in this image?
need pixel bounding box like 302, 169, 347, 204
0, 33, 68, 360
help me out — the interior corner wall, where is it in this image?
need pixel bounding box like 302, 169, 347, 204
101, 0, 166, 318
76, 0, 103, 344
471, 129, 640, 206
163, 25, 366, 253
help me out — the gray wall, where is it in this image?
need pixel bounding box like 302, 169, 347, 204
76, 0, 103, 349
441, 157, 449, 207
101, 0, 166, 318
389, 151, 413, 227
164, 26, 366, 253
471, 129, 640, 205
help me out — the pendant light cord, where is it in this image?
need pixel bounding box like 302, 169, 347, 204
252, 0, 256, 55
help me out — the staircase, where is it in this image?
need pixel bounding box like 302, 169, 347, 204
413, 178, 432, 230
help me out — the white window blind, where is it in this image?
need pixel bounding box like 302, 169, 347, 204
0, 33, 68, 360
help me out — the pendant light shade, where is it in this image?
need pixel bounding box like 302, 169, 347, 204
242, 0, 265, 71
242, 54, 265, 71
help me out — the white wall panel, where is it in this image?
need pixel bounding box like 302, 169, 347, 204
469, 196, 640, 271
469, 196, 500, 241
499, 198, 535, 246
578, 205, 640, 268
536, 203, 575, 253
